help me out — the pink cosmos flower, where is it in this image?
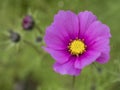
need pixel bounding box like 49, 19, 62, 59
43, 10, 111, 76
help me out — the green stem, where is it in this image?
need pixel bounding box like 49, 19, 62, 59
35, 24, 43, 35
23, 40, 41, 55
71, 76, 76, 90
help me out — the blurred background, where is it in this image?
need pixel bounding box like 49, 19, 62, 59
0, 0, 120, 90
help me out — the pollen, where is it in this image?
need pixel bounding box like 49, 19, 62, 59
68, 38, 86, 56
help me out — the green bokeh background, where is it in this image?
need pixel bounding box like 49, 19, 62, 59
0, 0, 120, 90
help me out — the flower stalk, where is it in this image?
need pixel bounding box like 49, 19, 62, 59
35, 24, 43, 35
23, 40, 41, 55
71, 76, 76, 90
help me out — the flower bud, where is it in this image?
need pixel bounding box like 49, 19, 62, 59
10, 31, 21, 43
22, 15, 35, 30
36, 36, 42, 42
96, 67, 102, 73
90, 84, 96, 90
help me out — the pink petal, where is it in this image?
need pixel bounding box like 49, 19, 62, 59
44, 25, 69, 50
54, 57, 81, 76
84, 21, 111, 44
89, 37, 110, 52
78, 11, 97, 38
54, 10, 79, 39
75, 50, 100, 69
96, 51, 110, 64
43, 47, 70, 63
44, 10, 79, 50
89, 37, 110, 64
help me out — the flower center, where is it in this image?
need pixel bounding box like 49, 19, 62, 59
68, 39, 86, 56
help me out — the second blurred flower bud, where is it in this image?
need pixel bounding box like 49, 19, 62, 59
36, 36, 42, 43
22, 15, 35, 30
9, 30, 21, 43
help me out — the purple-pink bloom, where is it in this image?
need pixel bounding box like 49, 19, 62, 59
22, 15, 35, 30
43, 10, 111, 76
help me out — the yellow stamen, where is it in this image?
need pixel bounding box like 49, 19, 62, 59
68, 38, 86, 56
